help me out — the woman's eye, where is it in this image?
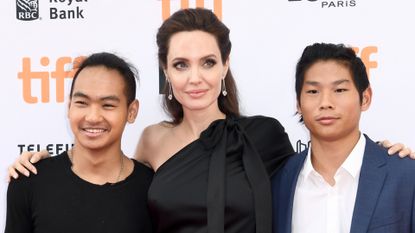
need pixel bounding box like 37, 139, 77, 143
173, 62, 187, 70
203, 59, 217, 68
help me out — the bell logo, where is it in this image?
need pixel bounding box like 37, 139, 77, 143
16, 0, 39, 21
161, 0, 222, 20
18, 56, 85, 104
296, 139, 311, 153
353, 46, 378, 78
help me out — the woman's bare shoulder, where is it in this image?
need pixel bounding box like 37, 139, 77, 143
142, 121, 174, 140
135, 121, 174, 164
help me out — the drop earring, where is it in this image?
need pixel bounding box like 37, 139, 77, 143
221, 79, 227, 96
168, 81, 173, 100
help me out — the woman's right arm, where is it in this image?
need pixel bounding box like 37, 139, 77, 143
8, 149, 50, 180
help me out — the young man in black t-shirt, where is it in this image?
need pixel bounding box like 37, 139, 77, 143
6, 52, 154, 233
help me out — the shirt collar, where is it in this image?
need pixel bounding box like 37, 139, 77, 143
299, 133, 366, 180
340, 133, 366, 178
299, 148, 314, 180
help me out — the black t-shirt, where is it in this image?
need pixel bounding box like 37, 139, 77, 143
6, 151, 154, 233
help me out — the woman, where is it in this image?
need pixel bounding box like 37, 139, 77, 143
136, 8, 294, 233
9, 8, 413, 233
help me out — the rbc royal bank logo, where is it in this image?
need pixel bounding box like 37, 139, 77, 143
16, 0, 39, 21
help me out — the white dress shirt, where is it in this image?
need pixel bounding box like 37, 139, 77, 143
292, 134, 366, 233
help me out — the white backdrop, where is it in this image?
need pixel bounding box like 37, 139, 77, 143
1, 0, 414, 229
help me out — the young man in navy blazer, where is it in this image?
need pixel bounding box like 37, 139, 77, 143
272, 43, 415, 233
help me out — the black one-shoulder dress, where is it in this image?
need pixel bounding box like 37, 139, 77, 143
148, 115, 294, 233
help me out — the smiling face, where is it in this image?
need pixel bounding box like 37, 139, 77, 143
164, 30, 229, 115
298, 60, 372, 142
68, 66, 138, 152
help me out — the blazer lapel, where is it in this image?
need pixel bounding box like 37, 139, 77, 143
282, 150, 307, 233
350, 136, 387, 233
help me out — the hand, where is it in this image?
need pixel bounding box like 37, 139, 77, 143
378, 140, 415, 159
7, 149, 50, 181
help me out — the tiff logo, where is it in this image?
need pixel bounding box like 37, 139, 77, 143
16, 0, 39, 21
353, 46, 378, 78
18, 56, 84, 104
161, 0, 222, 20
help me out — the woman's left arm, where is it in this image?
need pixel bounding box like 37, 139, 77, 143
379, 140, 415, 158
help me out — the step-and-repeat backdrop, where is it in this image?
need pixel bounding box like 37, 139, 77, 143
1, 0, 414, 227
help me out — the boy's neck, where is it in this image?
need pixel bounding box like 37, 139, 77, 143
69, 144, 126, 185
309, 131, 361, 186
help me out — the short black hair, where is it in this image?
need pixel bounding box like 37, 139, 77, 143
70, 52, 138, 105
295, 43, 370, 122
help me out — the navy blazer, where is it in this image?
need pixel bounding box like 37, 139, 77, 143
271, 135, 415, 233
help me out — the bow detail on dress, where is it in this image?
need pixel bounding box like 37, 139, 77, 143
200, 116, 272, 233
